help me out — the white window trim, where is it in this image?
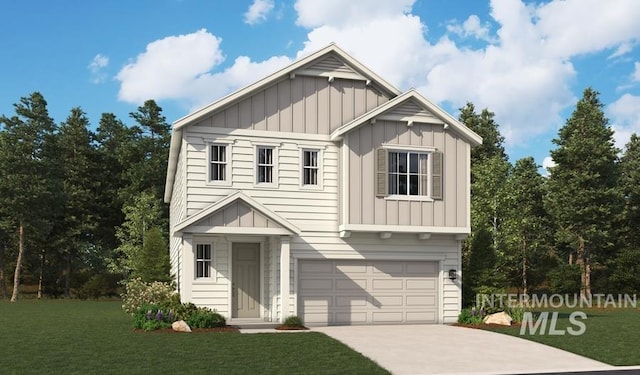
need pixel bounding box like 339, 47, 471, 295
194, 242, 214, 281
383, 145, 434, 200
254, 144, 279, 188
205, 139, 233, 186
299, 147, 323, 190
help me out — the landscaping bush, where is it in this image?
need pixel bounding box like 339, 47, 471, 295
457, 307, 484, 324
121, 278, 176, 315
133, 304, 175, 331
282, 315, 304, 328
506, 304, 526, 323
186, 307, 226, 328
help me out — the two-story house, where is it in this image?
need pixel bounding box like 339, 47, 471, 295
164, 44, 482, 326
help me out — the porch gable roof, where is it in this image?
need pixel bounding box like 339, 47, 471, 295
174, 191, 301, 235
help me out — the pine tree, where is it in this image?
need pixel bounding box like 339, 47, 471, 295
0, 92, 60, 301
546, 88, 620, 297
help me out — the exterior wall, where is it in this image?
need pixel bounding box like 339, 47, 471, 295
346, 121, 470, 228
192, 200, 282, 229
191, 76, 389, 135
291, 232, 462, 323
185, 126, 339, 232
169, 137, 187, 293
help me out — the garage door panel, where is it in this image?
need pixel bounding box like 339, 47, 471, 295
300, 262, 334, 273
373, 262, 404, 274
406, 311, 436, 322
299, 260, 439, 325
336, 296, 368, 307
336, 312, 367, 324
372, 278, 403, 290
337, 263, 367, 273
406, 295, 436, 306
406, 278, 436, 290
300, 278, 333, 290
372, 311, 404, 323
407, 262, 438, 275
375, 295, 403, 306
336, 278, 367, 290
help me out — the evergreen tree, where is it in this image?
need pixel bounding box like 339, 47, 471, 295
138, 227, 171, 282
459, 103, 511, 304
0, 92, 60, 301
610, 134, 640, 293
501, 157, 552, 294
546, 88, 620, 297
55, 108, 97, 297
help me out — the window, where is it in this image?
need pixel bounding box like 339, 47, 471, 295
302, 150, 319, 186
210, 145, 227, 181
376, 147, 442, 200
195, 244, 212, 278
256, 146, 274, 184
388, 151, 429, 196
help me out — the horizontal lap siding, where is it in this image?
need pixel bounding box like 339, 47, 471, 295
349, 121, 469, 228
190, 238, 230, 315
185, 127, 340, 232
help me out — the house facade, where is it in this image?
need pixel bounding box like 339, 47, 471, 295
164, 44, 482, 326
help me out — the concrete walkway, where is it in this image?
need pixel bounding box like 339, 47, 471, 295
312, 325, 615, 375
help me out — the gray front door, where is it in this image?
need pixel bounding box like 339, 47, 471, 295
232, 243, 261, 318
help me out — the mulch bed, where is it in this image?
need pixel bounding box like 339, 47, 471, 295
274, 325, 309, 331
134, 326, 240, 333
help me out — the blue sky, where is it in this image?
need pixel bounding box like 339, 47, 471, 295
2, 0, 639, 171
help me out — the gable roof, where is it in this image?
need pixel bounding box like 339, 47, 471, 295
172, 43, 402, 131
164, 43, 403, 203
174, 191, 301, 235
330, 89, 483, 146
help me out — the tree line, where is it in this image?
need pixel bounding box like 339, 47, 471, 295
1, 88, 638, 303
0, 92, 170, 301
463, 88, 640, 303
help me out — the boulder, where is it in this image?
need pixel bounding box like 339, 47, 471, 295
172, 320, 192, 332
483, 311, 513, 326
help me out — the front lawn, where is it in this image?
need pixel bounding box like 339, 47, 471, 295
0, 300, 388, 375
482, 308, 640, 366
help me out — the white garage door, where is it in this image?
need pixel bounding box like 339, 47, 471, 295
298, 260, 439, 326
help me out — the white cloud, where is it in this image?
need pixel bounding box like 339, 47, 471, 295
446, 15, 495, 42
244, 0, 275, 25
115, 29, 291, 110
295, 0, 414, 28
632, 62, 640, 82
542, 156, 555, 176
88, 54, 109, 84
608, 93, 640, 149
608, 42, 634, 59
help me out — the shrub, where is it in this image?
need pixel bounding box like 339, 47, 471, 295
282, 315, 304, 328
186, 307, 226, 328
133, 304, 175, 331
121, 278, 176, 315
506, 304, 526, 323
457, 307, 484, 325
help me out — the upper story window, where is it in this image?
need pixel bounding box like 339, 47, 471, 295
257, 146, 274, 184
376, 146, 443, 200
388, 151, 428, 196
210, 145, 227, 182
196, 244, 212, 278
302, 150, 319, 186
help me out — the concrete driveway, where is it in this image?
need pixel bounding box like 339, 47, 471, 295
312, 325, 614, 375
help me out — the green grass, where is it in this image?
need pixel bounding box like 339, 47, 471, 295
482, 308, 640, 366
0, 300, 389, 375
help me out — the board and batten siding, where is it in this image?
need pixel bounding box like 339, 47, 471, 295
184, 126, 339, 232
347, 121, 469, 228
192, 76, 389, 135
169, 137, 187, 293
